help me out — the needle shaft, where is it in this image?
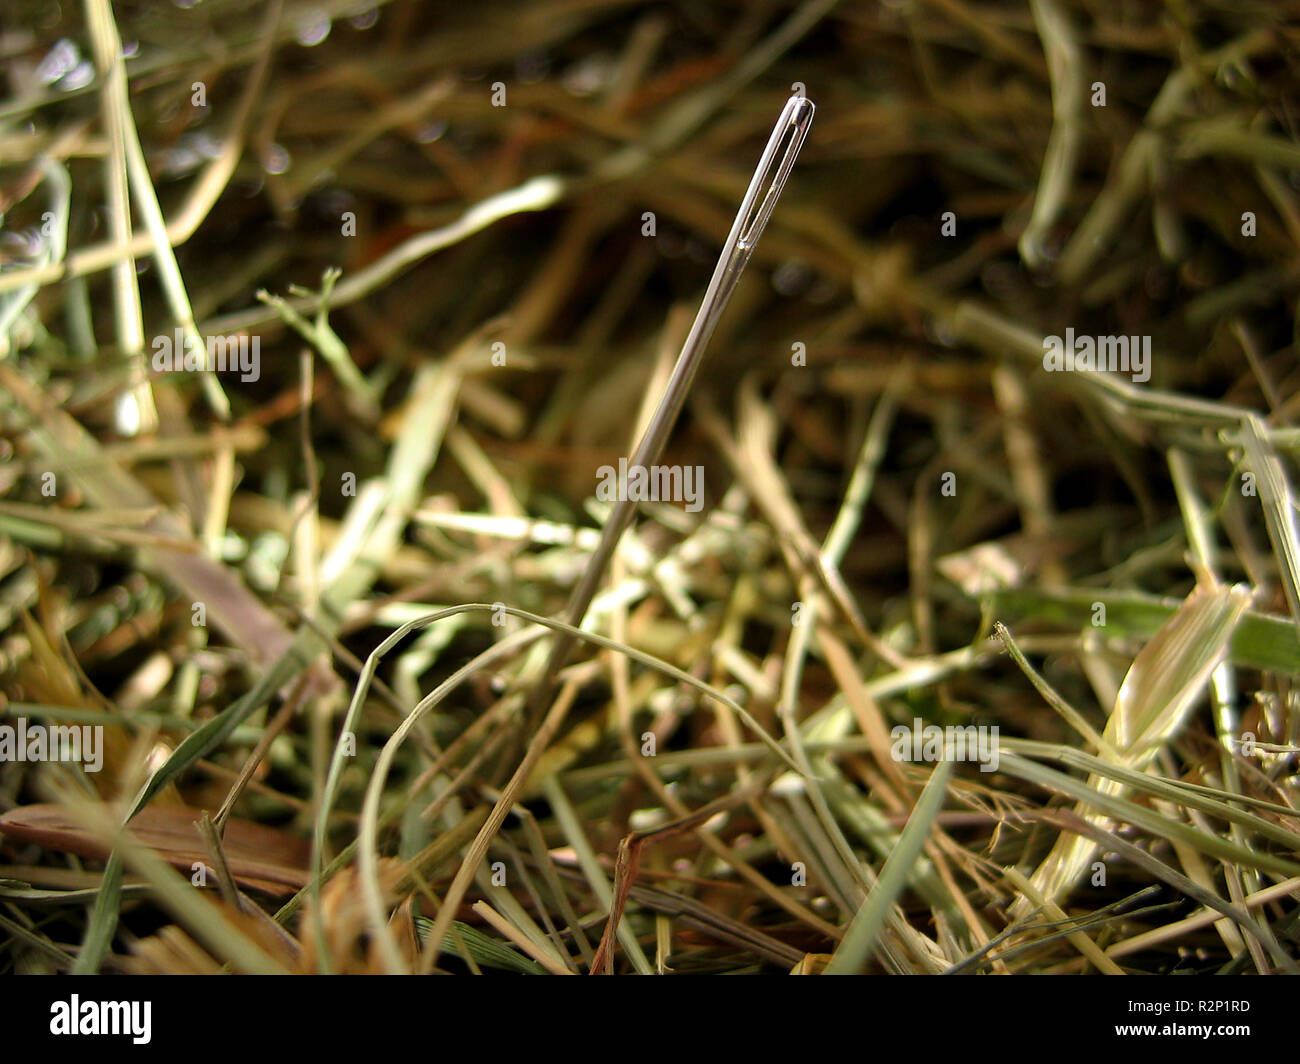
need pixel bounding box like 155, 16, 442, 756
524, 94, 815, 728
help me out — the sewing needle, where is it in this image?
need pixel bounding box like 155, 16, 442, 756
524, 94, 815, 730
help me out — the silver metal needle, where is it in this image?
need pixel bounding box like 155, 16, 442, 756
523, 95, 815, 729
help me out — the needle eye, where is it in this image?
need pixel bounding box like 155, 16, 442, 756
735, 96, 815, 254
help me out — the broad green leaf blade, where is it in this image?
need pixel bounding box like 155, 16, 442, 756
1013, 584, 1251, 915
826, 759, 952, 974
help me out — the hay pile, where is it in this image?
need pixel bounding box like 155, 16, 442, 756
1, 0, 1299, 974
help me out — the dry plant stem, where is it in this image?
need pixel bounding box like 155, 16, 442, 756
589, 786, 769, 974
606, 564, 845, 945
1003, 866, 1123, 975
0, 1, 282, 300
96, 0, 233, 423
1105, 876, 1300, 960
522, 94, 815, 736
195, 812, 241, 909
1019, 0, 1083, 270
1047, 810, 1297, 973
471, 901, 575, 976
44, 780, 291, 974
314, 620, 544, 971
0, 363, 338, 696
311, 598, 804, 968
212, 681, 305, 832
83, 0, 152, 430
413, 676, 582, 974
202, 176, 567, 335
1056, 28, 1274, 284
1168, 448, 1261, 958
